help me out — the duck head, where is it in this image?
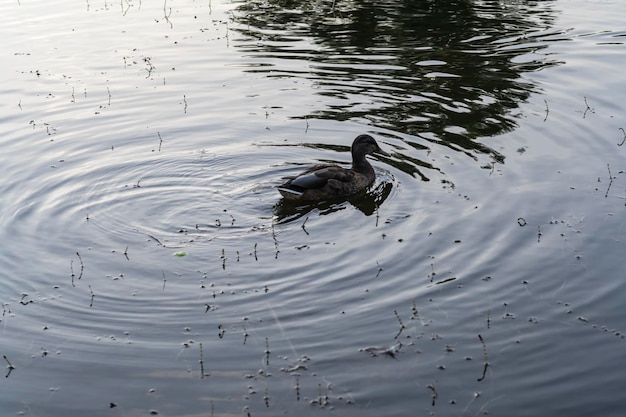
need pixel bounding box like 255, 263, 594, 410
351, 134, 389, 169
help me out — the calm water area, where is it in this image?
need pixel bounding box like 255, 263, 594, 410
2, 0, 626, 416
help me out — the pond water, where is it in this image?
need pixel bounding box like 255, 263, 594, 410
2, 0, 626, 416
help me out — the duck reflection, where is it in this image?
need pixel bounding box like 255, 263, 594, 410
274, 178, 393, 224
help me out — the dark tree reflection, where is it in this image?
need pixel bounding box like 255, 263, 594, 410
232, 0, 562, 171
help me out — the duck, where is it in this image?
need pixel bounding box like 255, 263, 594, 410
278, 134, 387, 202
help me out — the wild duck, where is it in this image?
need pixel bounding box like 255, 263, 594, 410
277, 134, 387, 202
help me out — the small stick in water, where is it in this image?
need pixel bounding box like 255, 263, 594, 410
76, 252, 84, 280
411, 300, 419, 320
394, 309, 405, 339
4, 355, 15, 369
147, 234, 164, 247
199, 343, 205, 378
605, 163, 614, 198
427, 383, 438, 406
70, 259, 75, 287
583, 96, 594, 118
477, 334, 489, 381
295, 376, 300, 401
618, 128, 626, 146
89, 285, 95, 308
4, 355, 15, 377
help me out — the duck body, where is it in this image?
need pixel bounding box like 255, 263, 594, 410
278, 134, 385, 202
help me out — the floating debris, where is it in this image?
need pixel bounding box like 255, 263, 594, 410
360, 343, 402, 359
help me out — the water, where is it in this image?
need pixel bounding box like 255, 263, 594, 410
2, 0, 626, 416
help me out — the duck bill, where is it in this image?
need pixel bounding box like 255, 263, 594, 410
374, 148, 390, 157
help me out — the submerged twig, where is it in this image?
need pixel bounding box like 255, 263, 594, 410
199, 343, 206, 378
242, 319, 249, 345
411, 300, 420, 320
618, 128, 626, 146
70, 259, 75, 287
271, 218, 279, 259
301, 216, 309, 235
583, 96, 595, 118
4, 355, 14, 369
88, 285, 95, 308
19, 294, 30, 305
543, 99, 549, 122
295, 375, 300, 401
375, 261, 383, 278
434, 277, 456, 285
163, 0, 173, 28
393, 310, 405, 339
375, 204, 380, 227
4, 355, 15, 378
477, 334, 489, 382
147, 234, 165, 247
143, 57, 155, 78
427, 383, 438, 406
605, 163, 614, 198
76, 252, 84, 280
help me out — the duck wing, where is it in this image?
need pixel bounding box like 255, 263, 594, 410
282, 164, 353, 191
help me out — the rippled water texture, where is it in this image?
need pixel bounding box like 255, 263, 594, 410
2, 0, 626, 416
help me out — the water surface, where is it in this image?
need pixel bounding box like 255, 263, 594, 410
2, 0, 626, 416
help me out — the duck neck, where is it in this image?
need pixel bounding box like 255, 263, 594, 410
351, 153, 374, 176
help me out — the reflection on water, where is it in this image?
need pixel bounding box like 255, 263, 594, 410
232, 0, 563, 166
274, 177, 394, 223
